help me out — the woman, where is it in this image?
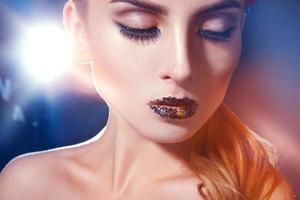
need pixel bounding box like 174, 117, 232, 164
0, 0, 295, 199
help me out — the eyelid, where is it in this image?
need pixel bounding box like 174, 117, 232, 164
113, 12, 157, 29
197, 12, 239, 30
202, 17, 231, 32
116, 22, 158, 32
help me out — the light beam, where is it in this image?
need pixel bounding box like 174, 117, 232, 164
20, 24, 73, 84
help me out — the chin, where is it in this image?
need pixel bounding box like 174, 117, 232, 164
125, 104, 206, 143
137, 121, 201, 144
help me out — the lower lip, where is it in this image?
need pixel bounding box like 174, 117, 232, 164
148, 104, 197, 120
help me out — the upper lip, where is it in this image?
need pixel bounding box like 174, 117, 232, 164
147, 96, 197, 107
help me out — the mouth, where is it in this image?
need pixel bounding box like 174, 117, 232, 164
147, 96, 198, 120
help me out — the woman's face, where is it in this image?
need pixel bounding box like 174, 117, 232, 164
71, 0, 245, 143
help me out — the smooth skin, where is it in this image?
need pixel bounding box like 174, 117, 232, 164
0, 0, 288, 199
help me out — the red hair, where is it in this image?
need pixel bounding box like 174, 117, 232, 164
190, 103, 295, 199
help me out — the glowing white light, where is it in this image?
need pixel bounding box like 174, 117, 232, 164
20, 24, 73, 83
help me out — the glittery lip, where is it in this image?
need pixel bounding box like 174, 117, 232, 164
147, 96, 198, 120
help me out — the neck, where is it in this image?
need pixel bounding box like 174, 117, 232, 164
91, 109, 196, 195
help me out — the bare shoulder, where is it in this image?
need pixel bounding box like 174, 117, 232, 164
0, 143, 94, 200
0, 151, 49, 199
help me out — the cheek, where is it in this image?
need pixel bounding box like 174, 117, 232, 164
204, 39, 241, 81
195, 36, 242, 111
89, 20, 153, 102
205, 35, 241, 85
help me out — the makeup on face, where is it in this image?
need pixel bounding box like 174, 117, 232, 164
147, 97, 198, 120
94, 0, 242, 120
195, 12, 240, 43
110, 2, 242, 45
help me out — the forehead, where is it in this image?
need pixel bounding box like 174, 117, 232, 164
97, 0, 245, 15
95, 0, 245, 7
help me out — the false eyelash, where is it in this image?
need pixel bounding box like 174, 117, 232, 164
116, 23, 161, 44
197, 26, 237, 43
117, 22, 236, 44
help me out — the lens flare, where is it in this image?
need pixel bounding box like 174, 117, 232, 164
20, 24, 73, 83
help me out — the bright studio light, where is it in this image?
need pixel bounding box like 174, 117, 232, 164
20, 24, 73, 83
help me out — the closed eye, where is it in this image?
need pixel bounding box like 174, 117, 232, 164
116, 22, 161, 44
197, 26, 237, 43
116, 23, 237, 44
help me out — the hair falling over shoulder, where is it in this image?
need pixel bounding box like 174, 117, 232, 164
189, 103, 295, 199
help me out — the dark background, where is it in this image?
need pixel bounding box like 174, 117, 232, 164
0, 0, 299, 198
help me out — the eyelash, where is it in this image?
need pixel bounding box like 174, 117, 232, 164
116, 22, 236, 44
197, 27, 237, 43
117, 23, 161, 44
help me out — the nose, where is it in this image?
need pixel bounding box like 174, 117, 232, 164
161, 25, 193, 85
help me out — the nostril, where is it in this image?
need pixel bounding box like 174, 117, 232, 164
162, 75, 171, 80
161, 74, 192, 86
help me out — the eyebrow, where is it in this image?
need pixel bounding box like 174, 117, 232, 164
109, 0, 242, 16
